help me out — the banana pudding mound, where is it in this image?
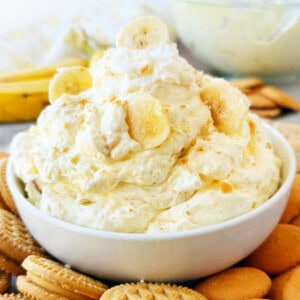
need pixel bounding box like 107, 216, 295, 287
10, 17, 281, 233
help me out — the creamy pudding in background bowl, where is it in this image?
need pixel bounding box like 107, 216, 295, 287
169, 0, 300, 82
7, 17, 297, 282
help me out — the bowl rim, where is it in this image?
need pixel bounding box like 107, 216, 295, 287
7, 123, 296, 242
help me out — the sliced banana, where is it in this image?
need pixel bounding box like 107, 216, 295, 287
126, 94, 170, 149
200, 76, 250, 135
116, 16, 169, 49
49, 66, 92, 104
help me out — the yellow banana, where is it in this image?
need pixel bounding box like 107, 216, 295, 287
0, 93, 48, 122
0, 79, 50, 94
0, 57, 88, 82
0, 57, 89, 122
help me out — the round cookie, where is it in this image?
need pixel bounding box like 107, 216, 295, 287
243, 224, 300, 275
101, 282, 207, 299
0, 158, 18, 214
268, 265, 300, 300
0, 271, 11, 294
0, 209, 44, 263
194, 267, 271, 300
0, 193, 9, 211
16, 275, 69, 300
0, 157, 9, 212
21, 255, 107, 299
0, 252, 25, 275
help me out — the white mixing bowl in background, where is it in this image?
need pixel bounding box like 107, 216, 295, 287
169, 0, 300, 82
7, 123, 296, 282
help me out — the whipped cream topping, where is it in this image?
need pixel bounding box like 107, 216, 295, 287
11, 29, 281, 233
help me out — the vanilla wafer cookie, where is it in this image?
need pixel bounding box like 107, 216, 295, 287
101, 282, 207, 299
251, 107, 282, 119
280, 174, 300, 224
248, 93, 278, 109
259, 86, 300, 111
272, 122, 300, 172
0, 209, 44, 263
0, 294, 28, 300
0, 158, 17, 214
230, 77, 264, 91
244, 224, 300, 275
268, 265, 300, 300
0, 271, 11, 294
16, 275, 69, 300
21, 255, 107, 299
195, 267, 271, 300
0, 251, 25, 275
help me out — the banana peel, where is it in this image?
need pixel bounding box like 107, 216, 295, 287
0, 57, 88, 122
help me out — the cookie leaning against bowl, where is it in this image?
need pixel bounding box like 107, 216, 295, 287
0, 154, 10, 212
280, 173, 300, 224
268, 265, 300, 300
0, 157, 18, 214
18, 255, 108, 300
243, 224, 300, 276
100, 282, 207, 299
194, 267, 271, 300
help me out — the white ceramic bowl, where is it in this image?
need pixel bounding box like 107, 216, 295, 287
7, 123, 296, 282
169, 0, 300, 82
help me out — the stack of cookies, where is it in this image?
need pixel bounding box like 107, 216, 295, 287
231, 77, 300, 119
0, 132, 300, 300
17, 255, 108, 300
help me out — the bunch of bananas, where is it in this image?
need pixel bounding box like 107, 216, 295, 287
0, 57, 88, 122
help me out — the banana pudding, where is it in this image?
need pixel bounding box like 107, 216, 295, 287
10, 17, 281, 233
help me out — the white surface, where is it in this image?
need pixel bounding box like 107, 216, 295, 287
7, 124, 296, 282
